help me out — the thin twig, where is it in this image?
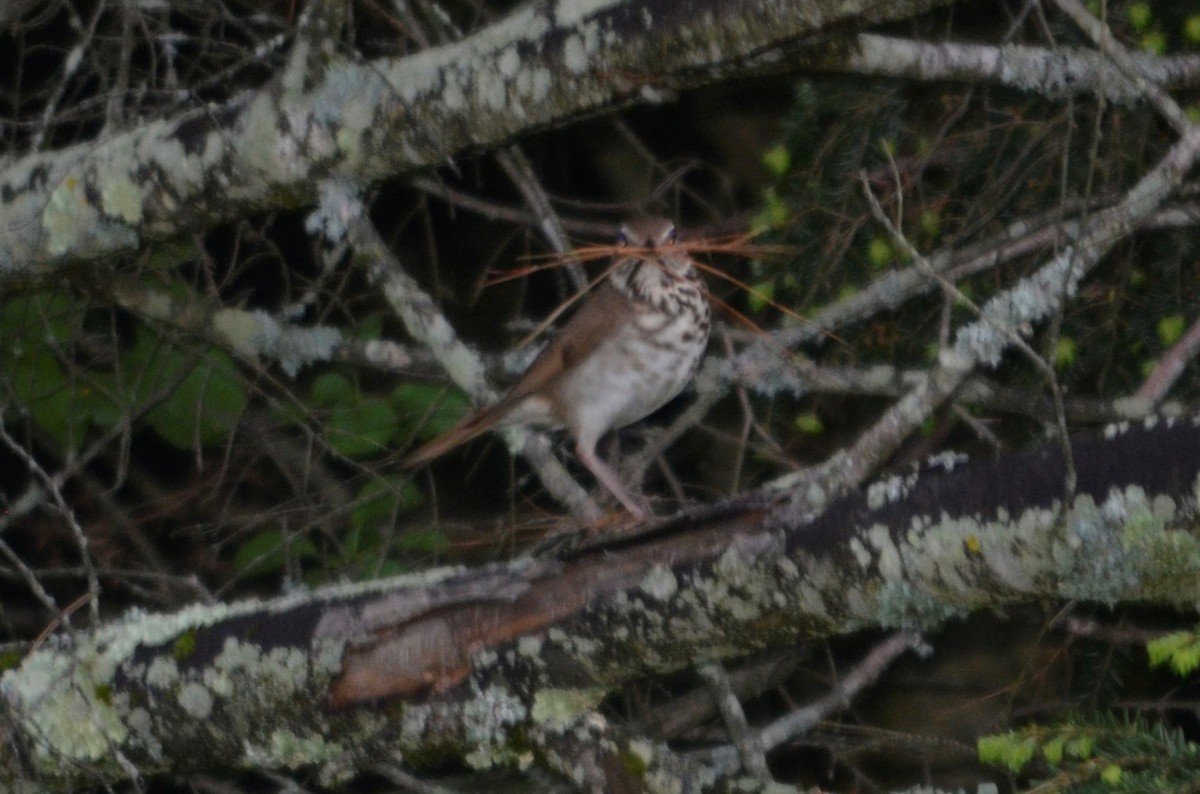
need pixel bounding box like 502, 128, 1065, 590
0, 422, 102, 626
757, 631, 920, 750
697, 660, 773, 781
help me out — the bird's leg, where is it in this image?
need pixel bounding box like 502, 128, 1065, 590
575, 440, 648, 520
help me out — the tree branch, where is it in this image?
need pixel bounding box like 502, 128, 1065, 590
3, 418, 1198, 790
0, 0, 954, 276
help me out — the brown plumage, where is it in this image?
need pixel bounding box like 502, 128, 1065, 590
402, 218, 710, 520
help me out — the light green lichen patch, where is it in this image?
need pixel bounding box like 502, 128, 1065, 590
497, 47, 521, 77
10, 652, 129, 763
202, 638, 313, 701
212, 308, 262, 359
1053, 493, 1139, 603
177, 681, 213, 719
243, 727, 345, 770
554, 0, 622, 28
514, 66, 553, 104
873, 580, 963, 630
639, 564, 678, 601
1064, 484, 1200, 605
864, 522, 903, 580
144, 656, 180, 689
517, 635, 543, 658
867, 471, 918, 510
43, 175, 97, 256
530, 687, 606, 726
100, 177, 144, 224
462, 684, 528, 769
562, 34, 588, 74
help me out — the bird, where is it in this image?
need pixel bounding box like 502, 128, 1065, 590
402, 217, 711, 520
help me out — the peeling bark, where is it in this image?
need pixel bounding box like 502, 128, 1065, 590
3, 417, 1198, 790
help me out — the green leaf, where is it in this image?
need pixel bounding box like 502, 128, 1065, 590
1140, 30, 1165, 55
0, 291, 101, 450
125, 331, 246, 450
1043, 734, 1065, 766
1187, 15, 1200, 44
311, 372, 356, 408
762, 144, 791, 177
328, 398, 397, 457
7, 351, 95, 451
1054, 337, 1077, 369
978, 733, 1036, 773
753, 187, 790, 233
918, 209, 941, 241
1158, 315, 1185, 346
866, 236, 893, 268
793, 412, 824, 435
395, 528, 449, 554
232, 529, 317, 578
392, 383, 471, 441
78, 375, 124, 429
0, 290, 77, 344
1147, 630, 1200, 677
1066, 735, 1093, 760
352, 313, 385, 341
746, 281, 776, 314
1101, 763, 1122, 785
351, 477, 424, 533
1127, 3, 1151, 32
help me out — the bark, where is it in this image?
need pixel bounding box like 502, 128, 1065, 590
3, 417, 1199, 791
0, 0, 952, 277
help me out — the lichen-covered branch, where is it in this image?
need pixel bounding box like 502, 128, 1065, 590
0, 0, 954, 277
3, 417, 1198, 790
808, 33, 1200, 104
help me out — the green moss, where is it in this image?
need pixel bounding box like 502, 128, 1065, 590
173, 629, 197, 660
620, 747, 649, 777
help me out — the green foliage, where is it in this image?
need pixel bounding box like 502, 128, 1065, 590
1147, 629, 1200, 677
125, 328, 247, 450
232, 528, 319, 579
978, 732, 1039, 772
310, 373, 419, 458
866, 236, 894, 269
232, 475, 439, 584
793, 411, 824, 435
1127, 3, 1151, 32
310, 372, 356, 407
2, 289, 252, 454
761, 144, 791, 177
978, 714, 1200, 792
346, 476, 445, 576
1187, 15, 1200, 43
328, 399, 397, 457
745, 281, 776, 314
392, 382, 471, 441
1156, 315, 1185, 347
917, 208, 941, 244
1054, 337, 1078, 369
173, 630, 197, 660
753, 186, 790, 232
1, 290, 113, 451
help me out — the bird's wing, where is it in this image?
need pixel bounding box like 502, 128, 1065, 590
502, 280, 631, 406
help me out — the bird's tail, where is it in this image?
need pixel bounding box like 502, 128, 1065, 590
400, 401, 508, 468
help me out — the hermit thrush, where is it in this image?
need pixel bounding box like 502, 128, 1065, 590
402, 217, 711, 519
